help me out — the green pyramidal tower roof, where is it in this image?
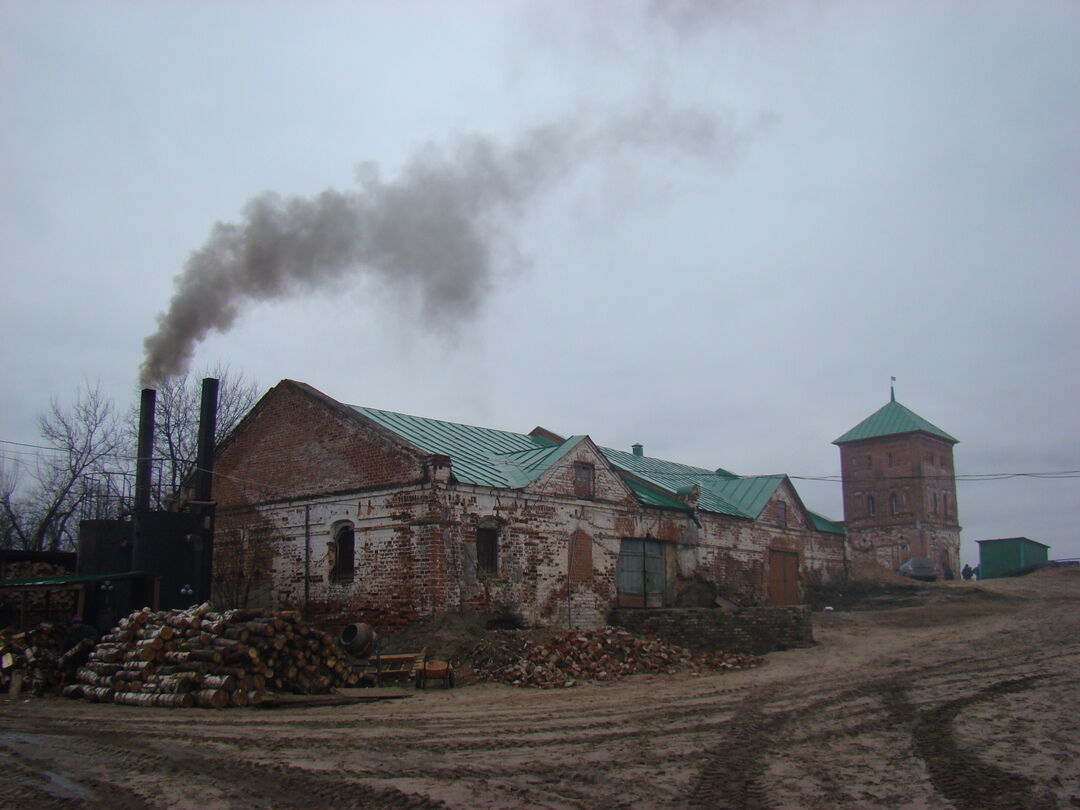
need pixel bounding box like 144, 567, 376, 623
833, 396, 957, 445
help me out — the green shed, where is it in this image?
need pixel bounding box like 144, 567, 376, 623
976, 537, 1051, 579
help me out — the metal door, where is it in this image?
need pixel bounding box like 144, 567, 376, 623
617, 539, 665, 608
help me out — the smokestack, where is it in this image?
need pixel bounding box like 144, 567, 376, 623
135, 388, 157, 511
194, 377, 219, 503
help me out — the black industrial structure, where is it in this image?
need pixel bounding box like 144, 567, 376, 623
0, 378, 221, 631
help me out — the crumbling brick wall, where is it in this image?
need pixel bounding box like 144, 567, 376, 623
609, 606, 814, 655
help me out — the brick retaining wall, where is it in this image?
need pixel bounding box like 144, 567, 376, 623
609, 607, 814, 655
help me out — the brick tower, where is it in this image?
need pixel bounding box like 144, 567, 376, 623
834, 391, 960, 577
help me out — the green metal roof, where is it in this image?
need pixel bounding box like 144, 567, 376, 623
0, 571, 154, 588
622, 478, 695, 512
833, 397, 957, 445
807, 511, 845, 535
349, 403, 842, 527
352, 406, 576, 488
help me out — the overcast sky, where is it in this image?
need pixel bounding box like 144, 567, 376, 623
2, 1, 1077, 565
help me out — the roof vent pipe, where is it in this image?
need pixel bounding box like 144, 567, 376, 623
135, 388, 156, 511
632, 443, 643, 457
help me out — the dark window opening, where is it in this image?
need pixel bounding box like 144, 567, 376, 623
332, 526, 355, 581
867, 495, 876, 516
943, 494, 950, 517
890, 493, 900, 515
477, 527, 499, 575
574, 462, 595, 498
777, 501, 787, 528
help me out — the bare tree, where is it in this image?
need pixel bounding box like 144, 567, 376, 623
136, 366, 259, 509
0, 382, 124, 551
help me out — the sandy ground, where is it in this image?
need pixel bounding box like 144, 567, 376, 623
1, 568, 1078, 809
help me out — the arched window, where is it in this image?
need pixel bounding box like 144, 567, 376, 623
890, 493, 900, 515
867, 495, 876, 516
943, 493, 950, 517
332, 524, 355, 581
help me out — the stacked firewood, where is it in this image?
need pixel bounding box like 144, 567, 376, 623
0, 561, 76, 616
470, 626, 764, 689
62, 603, 360, 709
1, 622, 66, 696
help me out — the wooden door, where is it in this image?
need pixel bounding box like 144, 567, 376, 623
768, 549, 800, 606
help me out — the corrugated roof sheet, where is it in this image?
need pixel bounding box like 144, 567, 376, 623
833, 398, 957, 445
349, 403, 842, 527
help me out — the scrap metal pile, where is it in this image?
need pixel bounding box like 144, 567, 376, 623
469, 626, 763, 688
0, 622, 66, 696
63, 603, 361, 709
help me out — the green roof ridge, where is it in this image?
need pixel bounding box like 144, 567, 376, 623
833, 398, 957, 445
347, 404, 842, 526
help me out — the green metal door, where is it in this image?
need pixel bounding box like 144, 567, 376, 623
617, 539, 665, 608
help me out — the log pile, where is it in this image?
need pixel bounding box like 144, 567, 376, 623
62, 603, 361, 708
0, 561, 77, 616
1, 622, 66, 696
469, 626, 764, 688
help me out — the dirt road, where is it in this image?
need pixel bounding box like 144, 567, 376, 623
2, 569, 1078, 809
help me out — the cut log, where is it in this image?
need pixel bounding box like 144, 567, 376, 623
191, 688, 230, 709
114, 691, 193, 709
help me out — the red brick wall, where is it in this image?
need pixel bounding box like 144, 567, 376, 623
839, 432, 960, 573
214, 381, 426, 507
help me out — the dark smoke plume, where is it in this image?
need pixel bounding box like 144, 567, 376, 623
140, 102, 749, 385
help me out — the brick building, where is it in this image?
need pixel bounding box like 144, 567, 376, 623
834, 392, 961, 577
209, 380, 848, 633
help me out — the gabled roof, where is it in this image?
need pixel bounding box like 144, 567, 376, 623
346, 402, 841, 530
833, 397, 957, 445
352, 405, 584, 489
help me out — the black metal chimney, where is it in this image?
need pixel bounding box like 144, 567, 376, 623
194, 377, 219, 503
135, 388, 156, 511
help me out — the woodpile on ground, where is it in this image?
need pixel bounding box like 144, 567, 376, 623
0, 561, 77, 619
468, 626, 764, 688
62, 603, 361, 709
1, 622, 66, 696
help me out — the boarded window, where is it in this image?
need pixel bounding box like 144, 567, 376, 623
574, 462, 595, 498
569, 529, 593, 584
332, 526, 355, 581
616, 539, 665, 608
477, 527, 498, 575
